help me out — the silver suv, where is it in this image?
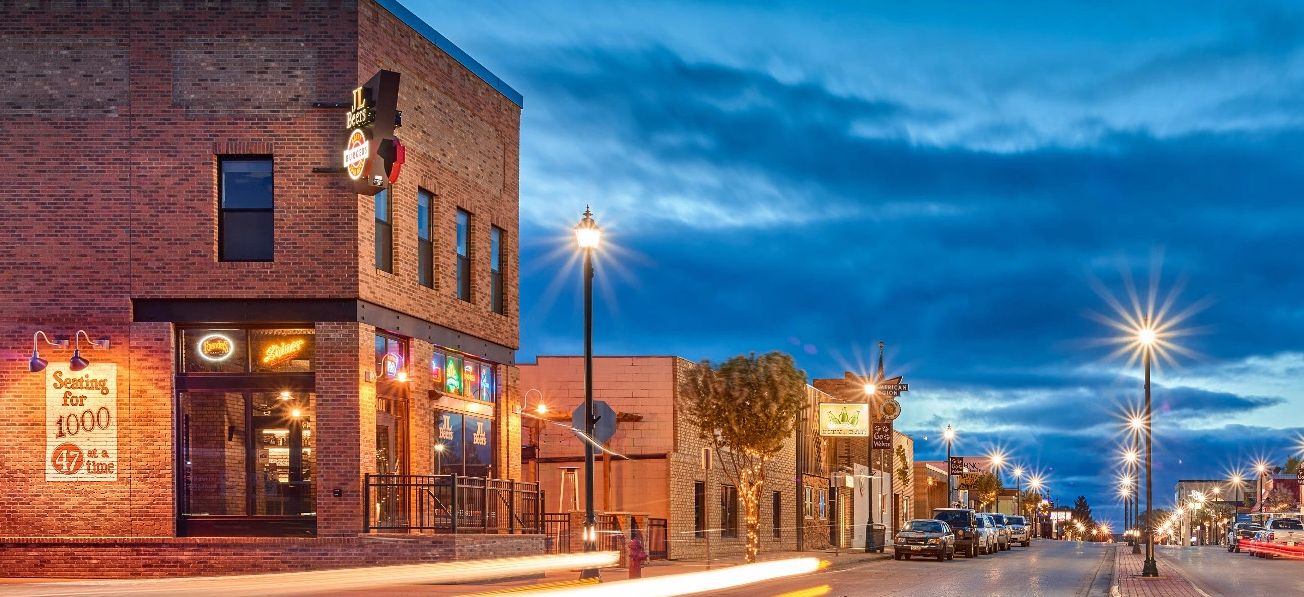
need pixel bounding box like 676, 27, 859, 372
1005, 515, 1030, 546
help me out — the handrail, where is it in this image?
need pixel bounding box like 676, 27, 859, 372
364, 473, 541, 534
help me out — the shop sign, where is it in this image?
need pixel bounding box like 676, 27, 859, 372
260, 337, 308, 369
343, 70, 402, 195
382, 353, 401, 379
818, 403, 869, 437
45, 364, 117, 482
872, 421, 893, 449
197, 333, 235, 362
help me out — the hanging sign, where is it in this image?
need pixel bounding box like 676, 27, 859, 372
46, 364, 118, 481
343, 70, 401, 195
818, 403, 869, 437
880, 399, 902, 421
949, 456, 965, 476
872, 421, 893, 449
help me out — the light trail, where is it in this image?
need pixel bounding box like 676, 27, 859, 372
504, 557, 824, 597
2, 552, 619, 597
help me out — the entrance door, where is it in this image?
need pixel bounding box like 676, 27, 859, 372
178, 391, 316, 536
373, 398, 409, 528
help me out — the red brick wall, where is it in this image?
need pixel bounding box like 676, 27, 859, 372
0, 534, 544, 578
0, 0, 521, 546
355, 0, 522, 352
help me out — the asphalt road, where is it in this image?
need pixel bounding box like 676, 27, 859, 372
706, 540, 1115, 597
1159, 544, 1304, 596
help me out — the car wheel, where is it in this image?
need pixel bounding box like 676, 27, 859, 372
937, 552, 945, 562
904, 554, 911, 560
970, 544, 978, 558
947, 547, 955, 560
894, 553, 901, 560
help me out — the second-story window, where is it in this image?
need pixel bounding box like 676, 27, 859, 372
417, 189, 433, 288
490, 226, 504, 314
375, 189, 392, 272
218, 157, 274, 262
456, 209, 471, 302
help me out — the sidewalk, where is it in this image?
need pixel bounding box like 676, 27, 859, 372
1113, 546, 1209, 597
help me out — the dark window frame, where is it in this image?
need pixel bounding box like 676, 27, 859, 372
217, 156, 274, 262
772, 491, 782, 538
720, 484, 739, 539
456, 209, 472, 302
375, 188, 393, 273
693, 481, 707, 539
417, 189, 434, 288
490, 225, 505, 314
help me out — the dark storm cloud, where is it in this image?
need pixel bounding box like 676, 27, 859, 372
413, 0, 1304, 521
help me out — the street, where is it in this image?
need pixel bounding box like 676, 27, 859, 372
1158, 545, 1304, 597
704, 541, 1113, 597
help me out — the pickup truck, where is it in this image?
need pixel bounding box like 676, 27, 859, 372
1250, 517, 1304, 557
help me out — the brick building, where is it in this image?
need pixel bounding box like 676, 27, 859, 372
913, 461, 949, 517
1, 0, 534, 577
809, 373, 914, 548
518, 356, 798, 560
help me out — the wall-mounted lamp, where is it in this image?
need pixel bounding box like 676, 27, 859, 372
29, 331, 68, 373
69, 330, 110, 372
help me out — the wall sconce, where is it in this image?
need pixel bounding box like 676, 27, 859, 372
69, 330, 110, 372
29, 331, 68, 373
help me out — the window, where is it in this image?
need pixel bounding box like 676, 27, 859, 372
218, 157, 274, 261
417, 189, 434, 287
818, 489, 827, 520
804, 486, 813, 519
181, 328, 315, 374
456, 209, 471, 301
773, 491, 782, 538
490, 226, 505, 314
375, 188, 392, 272
179, 391, 315, 518
720, 485, 739, 539
694, 481, 707, 539
433, 410, 495, 478
436, 351, 496, 402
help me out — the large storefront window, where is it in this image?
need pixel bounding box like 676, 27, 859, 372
434, 409, 494, 478
179, 392, 316, 530
175, 326, 317, 537
431, 350, 495, 402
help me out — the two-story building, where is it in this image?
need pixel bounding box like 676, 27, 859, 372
1, 0, 532, 577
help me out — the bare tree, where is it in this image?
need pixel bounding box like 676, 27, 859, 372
679, 352, 807, 563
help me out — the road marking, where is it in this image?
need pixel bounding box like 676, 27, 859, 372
460, 578, 601, 596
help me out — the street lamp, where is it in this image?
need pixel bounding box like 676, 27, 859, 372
1137, 324, 1160, 577
943, 425, 957, 506
1123, 446, 1141, 554
986, 450, 1006, 513
1255, 461, 1269, 515
1028, 476, 1044, 538
434, 442, 445, 474
575, 207, 601, 580
1012, 466, 1025, 523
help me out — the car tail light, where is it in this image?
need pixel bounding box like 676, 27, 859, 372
1269, 532, 1276, 541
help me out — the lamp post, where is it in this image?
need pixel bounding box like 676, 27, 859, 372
863, 380, 877, 553
575, 207, 601, 579
434, 442, 445, 475
1012, 466, 1024, 523
1124, 447, 1141, 554
943, 425, 956, 506
1255, 462, 1269, 515
1139, 326, 1159, 577
1028, 476, 1044, 538
987, 451, 1005, 513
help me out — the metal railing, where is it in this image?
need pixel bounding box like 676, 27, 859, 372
542, 512, 572, 553
364, 474, 541, 534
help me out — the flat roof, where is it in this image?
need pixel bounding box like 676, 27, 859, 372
376, 0, 524, 108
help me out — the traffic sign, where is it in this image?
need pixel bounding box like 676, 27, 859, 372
572, 400, 617, 444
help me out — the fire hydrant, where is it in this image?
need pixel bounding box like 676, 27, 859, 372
628, 534, 648, 579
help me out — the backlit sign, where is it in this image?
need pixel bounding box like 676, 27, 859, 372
260, 338, 307, 368
818, 403, 869, 437
197, 334, 235, 362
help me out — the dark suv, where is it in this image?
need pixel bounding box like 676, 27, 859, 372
933, 508, 981, 557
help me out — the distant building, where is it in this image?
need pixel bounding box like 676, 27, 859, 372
913, 461, 949, 516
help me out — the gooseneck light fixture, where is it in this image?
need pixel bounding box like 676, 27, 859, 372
29, 331, 67, 373
69, 330, 110, 372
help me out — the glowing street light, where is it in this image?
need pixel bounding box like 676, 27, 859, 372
943, 425, 957, 505
575, 206, 602, 580
1255, 461, 1270, 514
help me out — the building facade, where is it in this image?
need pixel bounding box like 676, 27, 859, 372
1, 0, 530, 576
518, 356, 798, 560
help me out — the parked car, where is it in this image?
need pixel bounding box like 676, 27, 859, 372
1006, 515, 1031, 546
975, 514, 999, 554
990, 513, 1012, 551
933, 508, 982, 558
894, 519, 957, 561
1251, 517, 1304, 558
1227, 522, 1263, 553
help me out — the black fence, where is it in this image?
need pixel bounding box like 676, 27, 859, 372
542, 512, 572, 553
364, 474, 541, 534
647, 517, 668, 559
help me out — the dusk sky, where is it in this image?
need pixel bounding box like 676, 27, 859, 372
412, 0, 1304, 525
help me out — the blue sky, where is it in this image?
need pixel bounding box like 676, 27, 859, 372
410, 0, 1304, 525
